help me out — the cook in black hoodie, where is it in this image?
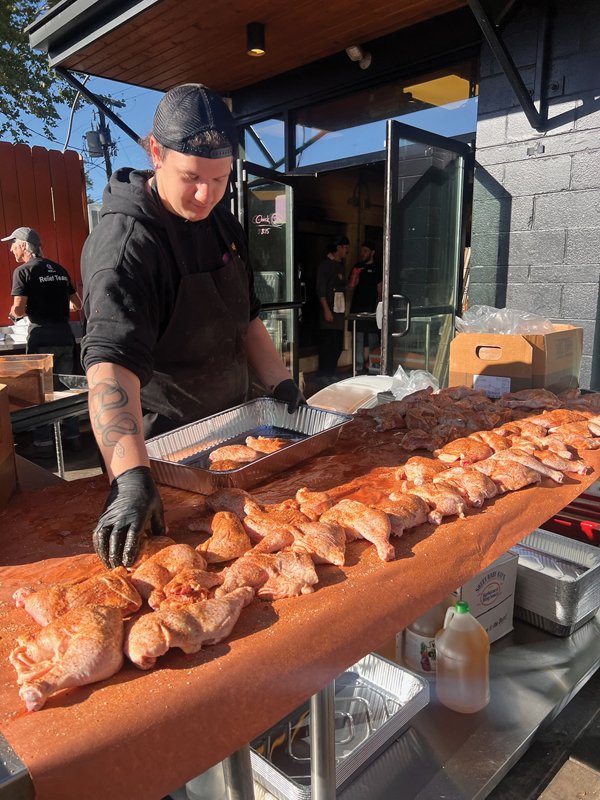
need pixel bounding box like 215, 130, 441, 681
82, 84, 305, 570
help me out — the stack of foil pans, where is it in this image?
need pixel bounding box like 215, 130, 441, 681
250, 654, 429, 800
512, 528, 600, 636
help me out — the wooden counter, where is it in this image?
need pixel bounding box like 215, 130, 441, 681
0, 419, 598, 800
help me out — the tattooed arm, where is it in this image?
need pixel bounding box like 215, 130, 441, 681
86, 362, 150, 481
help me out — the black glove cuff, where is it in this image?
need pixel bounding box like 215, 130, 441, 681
111, 465, 153, 486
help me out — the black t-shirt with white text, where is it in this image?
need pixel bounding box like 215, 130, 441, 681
11, 257, 76, 324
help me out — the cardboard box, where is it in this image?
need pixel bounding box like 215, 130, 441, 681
0, 354, 54, 410
0, 384, 17, 510
452, 551, 518, 643
448, 324, 583, 398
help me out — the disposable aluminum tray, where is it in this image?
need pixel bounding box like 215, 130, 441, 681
250, 653, 429, 800
512, 528, 600, 636
146, 397, 352, 494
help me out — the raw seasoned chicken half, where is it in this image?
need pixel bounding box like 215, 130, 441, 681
124, 586, 254, 669
9, 605, 124, 711
13, 567, 142, 626
130, 544, 207, 601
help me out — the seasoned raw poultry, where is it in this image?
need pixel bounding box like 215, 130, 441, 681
490, 449, 564, 483
292, 521, 347, 566
195, 487, 252, 521
321, 499, 395, 562
403, 456, 449, 484
210, 459, 243, 471
149, 567, 223, 609
208, 444, 259, 463
406, 483, 468, 525
531, 449, 590, 475
13, 567, 142, 625
197, 511, 253, 563
472, 458, 542, 493
245, 435, 290, 453
125, 586, 254, 669
367, 493, 430, 537
215, 550, 318, 599
130, 543, 208, 607
433, 467, 498, 508
496, 388, 563, 409
434, 437, 493, 465
9, 605, 124, 711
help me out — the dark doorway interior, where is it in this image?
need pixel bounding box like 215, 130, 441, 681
294, 162, 385, 357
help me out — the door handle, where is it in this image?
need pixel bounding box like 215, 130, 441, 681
300, 281, 307, 304
391, 293, 411, 337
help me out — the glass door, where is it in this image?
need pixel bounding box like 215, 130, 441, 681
236, 161, 301, 381
381, 120, 470, 386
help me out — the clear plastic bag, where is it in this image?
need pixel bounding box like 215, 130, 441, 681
455, 305, 555, 335
390, 364, 439, 400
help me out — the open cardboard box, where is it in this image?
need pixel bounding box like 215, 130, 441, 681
0, 353, 54, 411
448, 324, 583, 397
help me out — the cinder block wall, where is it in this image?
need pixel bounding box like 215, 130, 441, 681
470, 0, 600, 389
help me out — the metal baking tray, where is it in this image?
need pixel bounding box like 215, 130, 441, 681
512, 528, 600, 636
250, 653, 429, 800
146, 397, 352, 494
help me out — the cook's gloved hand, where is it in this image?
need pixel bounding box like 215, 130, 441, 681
273, 379, 307, 414
93, 466, 165, 570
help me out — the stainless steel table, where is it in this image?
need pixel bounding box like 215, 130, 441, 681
340, 612, 600, 800
10, 384, 89, 479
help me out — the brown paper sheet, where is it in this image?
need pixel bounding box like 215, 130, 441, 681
0, 423, 598, 800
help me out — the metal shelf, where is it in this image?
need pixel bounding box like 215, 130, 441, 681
339, 613, 600, 800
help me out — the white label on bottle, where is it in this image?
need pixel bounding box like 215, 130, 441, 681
404, 628, 437, 673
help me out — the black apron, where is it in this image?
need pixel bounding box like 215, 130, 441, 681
141, 187, 250, 438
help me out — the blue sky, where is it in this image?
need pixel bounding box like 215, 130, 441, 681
20, 76, 163, 202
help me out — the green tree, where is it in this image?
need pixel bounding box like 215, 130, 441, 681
0, 0, 72, 141
0, 0, 124, 145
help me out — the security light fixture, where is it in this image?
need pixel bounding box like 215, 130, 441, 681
247, 22, 266, 57
345, 44, 372, 70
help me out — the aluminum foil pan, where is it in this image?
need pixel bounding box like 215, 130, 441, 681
250, 654, 429, 800
146, 397, 352, 494
512, 528, 600, 636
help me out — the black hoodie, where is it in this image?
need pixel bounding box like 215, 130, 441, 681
81, 167, 260, 386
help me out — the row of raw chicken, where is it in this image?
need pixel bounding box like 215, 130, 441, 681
358, 385, 600, 451
9, 386, 600, 712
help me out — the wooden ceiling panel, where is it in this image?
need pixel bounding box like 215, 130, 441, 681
59, 0, 467, 92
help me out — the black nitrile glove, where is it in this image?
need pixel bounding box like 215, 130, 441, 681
93, 466, 165, 569
273, 379, 307, 414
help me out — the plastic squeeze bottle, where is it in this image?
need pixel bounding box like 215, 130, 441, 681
403, 595, 455, 673
435, 600, 490, 713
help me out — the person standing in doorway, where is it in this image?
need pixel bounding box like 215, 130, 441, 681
316, 236, 349, 383
3, 226, 83, 458
348, 240, 382, 374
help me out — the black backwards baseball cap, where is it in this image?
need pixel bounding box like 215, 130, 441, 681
152, 84, 238, 159
1, 227, 41, 246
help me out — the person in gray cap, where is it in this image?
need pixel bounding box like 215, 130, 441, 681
3, 227, 83, 456
81, 83, 305, 569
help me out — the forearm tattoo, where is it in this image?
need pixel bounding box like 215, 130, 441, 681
88, 369, 139, 457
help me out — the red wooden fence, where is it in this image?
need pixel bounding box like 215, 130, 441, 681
0, 142, 88, 320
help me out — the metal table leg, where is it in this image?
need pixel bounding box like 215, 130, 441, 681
223, 744, 255, 800
53, 420, 65, 479
310, 681, 336, 799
